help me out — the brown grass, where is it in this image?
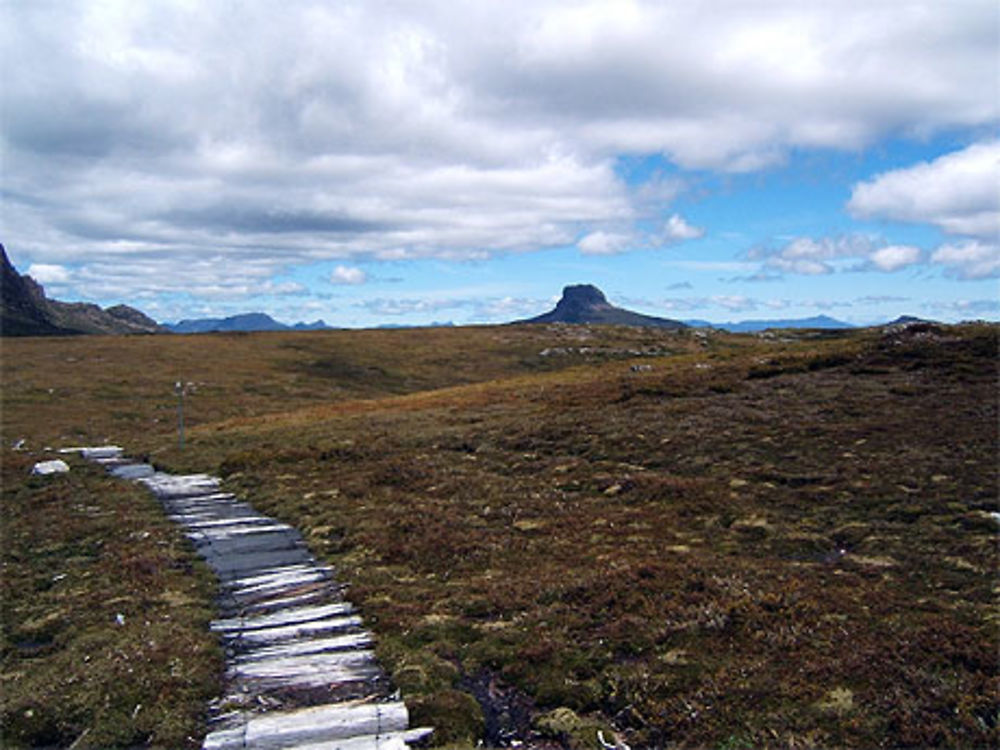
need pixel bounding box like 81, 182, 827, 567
0, 452, 222, 748
2, 322, 997, 748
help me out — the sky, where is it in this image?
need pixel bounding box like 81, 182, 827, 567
1, 0, 998, 328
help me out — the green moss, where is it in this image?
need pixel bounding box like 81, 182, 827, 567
408, 689, 484, 746
534, 707, 616, 750
391, 652, 460, 694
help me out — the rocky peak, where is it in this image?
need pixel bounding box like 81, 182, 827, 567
554, 284, 613, 313
520, 283, 686, 329
1, 244, 167, 336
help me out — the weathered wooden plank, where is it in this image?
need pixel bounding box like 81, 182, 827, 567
165, 503, 251, 519
79, 445, 123, 459
169, 509, 267, 526
161, 494, 245, 513
162, 491, 240, 505
202, 701, 410, 750
213, 602, 357, 634
287, 726, 434, 750
109, 463, 155, 479
184, 516, 284, 531
228, 649, 379, 689
203, 548, 317, 581
140, 473, 221, 498
163, 494, 243, 509
190, 526, 300, 545
189, 522, 295, 540
223, 614, 364, 646
227, 565, 333, 600
189, 534, 304, 561
239, 583, 345, 615
234, 632, 373, 663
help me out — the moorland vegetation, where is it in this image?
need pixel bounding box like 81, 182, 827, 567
2, 321, 997, 748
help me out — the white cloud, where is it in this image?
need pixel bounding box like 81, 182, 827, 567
713, 295, 757, 312
578, 213, 701, 255
927, 298, 1000, 317
868, 245, 923, 272
752, 236, 930, 276
331, 265, 368, 285
931, 240, 1000, 279
659, 295, 768, 314
755, 235, 873, 275
577, 231, 631, 255
25, 263, 71, 284
847, 140, 1000, 239
358, 297, 456, 317
356, 293, 544, 323
0, 1, 996, 304
662, 214, 703, 242
474, 296, 544, 320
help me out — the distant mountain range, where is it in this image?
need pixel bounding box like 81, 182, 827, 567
165, 313, 331, 334
377, 321, 455, 329
521, 284, 687, 328
519, 285, 862, 331
1, 253, 936, 338
684, 314, 854, 332
1, 244, 166, 336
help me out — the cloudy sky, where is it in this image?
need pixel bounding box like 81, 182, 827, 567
2, 0, 997, 327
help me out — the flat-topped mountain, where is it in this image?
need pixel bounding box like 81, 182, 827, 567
521, 284, 687, 329
1, 245, 165, 336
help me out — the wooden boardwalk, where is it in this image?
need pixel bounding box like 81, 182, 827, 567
80, 446, 432, 750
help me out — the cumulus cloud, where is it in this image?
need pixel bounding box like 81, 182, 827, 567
356, 293, 545, 323
847, 140, 1000, 239
662, 214, 704, 242
856, 295, 910, 305
931, 240, 1000, 279
751, 235, 874, 275
659, 295, 776, 314
867, 245, 923, 272
331, 266, 368, 285
578, 231, 632, 255
577, 212, 701, 255
358, 298, 456, 317
1, 0, 996, 305
749, 235, 929, 276
927, 298, 1000, 317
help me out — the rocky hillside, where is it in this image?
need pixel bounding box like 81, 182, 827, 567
522, 284, 687, 328
1, 245, 166, 336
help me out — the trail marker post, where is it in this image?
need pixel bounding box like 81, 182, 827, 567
175, 381, 186, 450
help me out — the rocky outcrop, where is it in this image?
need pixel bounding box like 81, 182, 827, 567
521, 284, 687, 329
1, 244, 77, 336
1, 244, 166, 336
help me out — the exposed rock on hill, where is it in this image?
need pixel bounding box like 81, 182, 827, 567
1, 244, 166, 336
521, 284, 687, 329
1, 245, 74, 336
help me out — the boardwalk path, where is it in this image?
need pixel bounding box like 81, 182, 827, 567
80, 446, 432, 750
